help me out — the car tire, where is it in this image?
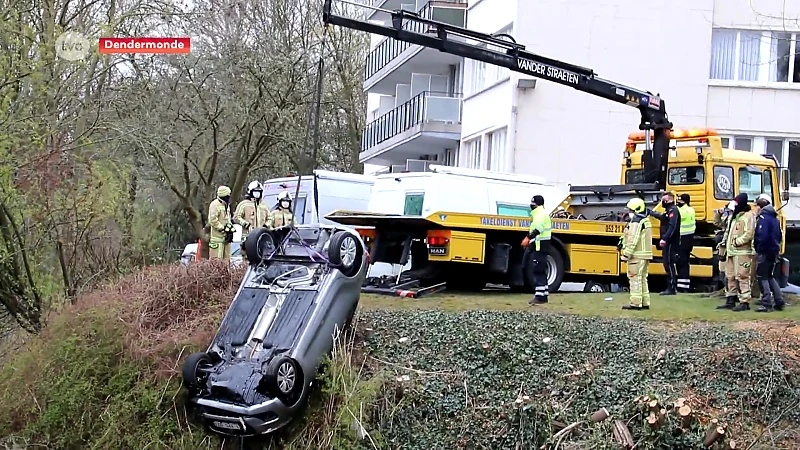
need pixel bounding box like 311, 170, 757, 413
244, 228, 276, 265
583, 281, 611, 293
523, 246, 565, 294
182, 352, 215, 390
328, 231, 364, 277
263, 355, 304, 405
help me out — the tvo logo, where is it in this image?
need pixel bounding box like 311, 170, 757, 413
55, 31, 92, 61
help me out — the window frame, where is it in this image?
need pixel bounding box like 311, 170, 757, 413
709, 28, 799, 84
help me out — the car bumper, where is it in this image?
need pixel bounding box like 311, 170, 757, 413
191, 396, 296, 436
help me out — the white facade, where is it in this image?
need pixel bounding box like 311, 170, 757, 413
361, 0, 800, 191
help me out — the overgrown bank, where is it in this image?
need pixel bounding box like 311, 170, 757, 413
0, 262, 797, 449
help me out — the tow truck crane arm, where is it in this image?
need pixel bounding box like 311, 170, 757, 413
322, 0, 674, 189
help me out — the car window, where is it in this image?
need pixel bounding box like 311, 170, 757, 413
404, 192, 424, 215
713, 166, 734, 200
293, 196, 307, 224
668, 166, 704, 185
738, 166, 763, 200
625, 169, 644, 184
231, 242, 241, 256
497, 203, 530, 217
763, 169, 774, 199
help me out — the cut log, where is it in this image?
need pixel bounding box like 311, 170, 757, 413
678, 405, 693, 428
703, 426, 726, 447
647, 413, 660, 430
648, 399, 660, 412
658, 409, 667, 426
727, 440, 737, 449
673, 397, 686, 410
591, 407, 610, 423
612, 420, 635, 449
702, 420, 719, 443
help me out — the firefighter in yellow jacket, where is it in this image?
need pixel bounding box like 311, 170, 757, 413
208, 185, 235, 260
267, 191, 295, 229
717, 193, 756, 311
235, 181, 269, 241
619, 198, 653, 310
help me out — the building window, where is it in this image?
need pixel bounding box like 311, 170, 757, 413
710, 29, 800, 83
486, 127, 508, 172
766, 139, 784, 164
790, 141, 800, 187
720, 135, 753, 152
462, 137, 482, 169
465, 25, 512, 95
443, 148, 458, 166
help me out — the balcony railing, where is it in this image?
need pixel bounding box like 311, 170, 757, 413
363, 0, 467, 81
362, 90, 462, 151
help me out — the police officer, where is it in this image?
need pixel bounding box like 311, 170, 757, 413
208, 185, 235, 260
675, 193, 696, 292
620, 198, 653, 310
647, 191, 681, 295
235, 181, 269, 241
522, 195, 552, 305
753, 194, 785, 312
267, 191, 295, 229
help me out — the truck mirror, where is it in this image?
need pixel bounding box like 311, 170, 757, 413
780, 168, 790, 201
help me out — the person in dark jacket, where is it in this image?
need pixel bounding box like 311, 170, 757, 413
647, 191, 681, 295
753, 194, 785, 312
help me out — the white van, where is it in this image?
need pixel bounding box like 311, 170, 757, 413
262, 170, 376, 225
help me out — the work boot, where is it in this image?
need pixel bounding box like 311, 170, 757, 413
732, 302, 750, 312
716, 296, 738, 309
756, 305, 774, 313
622, 304, 642, 310
529, 296, 548, 305
659, 290, 676, 296
775, 303, 785, 311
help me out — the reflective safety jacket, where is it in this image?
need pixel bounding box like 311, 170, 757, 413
235, 199, 269, 235
268, 208, 294, 229
208, 198, 232, 243
726, 210, 756, 256
621, 214, 653, 260
528, 206, 552, 251
678, 204, 696, 236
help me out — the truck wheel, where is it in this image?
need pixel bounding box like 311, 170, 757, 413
328, 231, 364, 277
523, 247, 565, 294
583, 281, 610, 293
244, 228, 276, 265
263, 356, 304, 405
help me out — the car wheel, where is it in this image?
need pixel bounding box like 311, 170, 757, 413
182, 352, 215, 390
583, 281, 610, 293
244, 228, 276, 265
328, 231, 364, 277
264, 356, 304, 405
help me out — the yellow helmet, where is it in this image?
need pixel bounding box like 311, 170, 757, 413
626, 197, 646, 213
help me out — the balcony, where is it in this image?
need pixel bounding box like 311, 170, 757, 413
360, 90, 462, 166
363, 0, 467, 94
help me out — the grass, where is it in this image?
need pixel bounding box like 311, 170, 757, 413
360, 290, 800, 322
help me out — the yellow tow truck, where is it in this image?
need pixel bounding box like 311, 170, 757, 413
328, 129, 789, 295
321, 1, 790, 295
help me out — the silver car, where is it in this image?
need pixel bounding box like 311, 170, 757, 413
181, 224, 368, 436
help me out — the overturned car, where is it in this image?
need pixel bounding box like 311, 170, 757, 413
181, 224, 368, 436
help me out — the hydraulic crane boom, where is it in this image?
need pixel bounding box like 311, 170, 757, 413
322, 0, 674, 189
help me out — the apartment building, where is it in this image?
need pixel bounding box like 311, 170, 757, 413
360, 0, 800, 190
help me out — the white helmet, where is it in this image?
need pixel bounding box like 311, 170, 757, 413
756, 193, 772, 205
277, 191, 291, 201
247, 180, 263, 199
726, 200, 737, 211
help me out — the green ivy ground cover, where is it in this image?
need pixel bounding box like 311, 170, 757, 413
357, 309, 800, 450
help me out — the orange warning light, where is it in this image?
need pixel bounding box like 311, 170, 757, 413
627, 128, 718, 142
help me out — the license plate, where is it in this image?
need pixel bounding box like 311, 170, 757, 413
212, 420, 243, 431
429, 246, 447, 255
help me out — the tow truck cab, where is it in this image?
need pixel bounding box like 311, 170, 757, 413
621, 128, 790, 286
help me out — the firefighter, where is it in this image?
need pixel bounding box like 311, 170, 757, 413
208, 185, 235, 260
235, 181, 269, 241
620, 198, 653, 310
714, 200, 737, 296
675, 193, 696, 292
522, 195, 552, 305
267, 191, 295, 229
647, 191, 681, 295
717, 193, 756, 311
